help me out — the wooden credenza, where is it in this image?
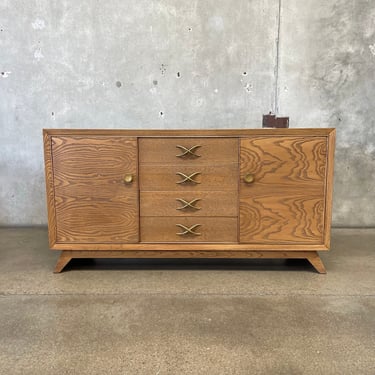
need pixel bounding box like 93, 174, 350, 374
43, 128, 335, 273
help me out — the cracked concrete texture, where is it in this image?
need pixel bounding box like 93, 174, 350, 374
0, 0, 278, 225
277, 0, 375, 226
0, 227, 374, 374
0, 0, 374, 225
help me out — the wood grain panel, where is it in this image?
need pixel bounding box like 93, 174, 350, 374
45, 128, 335, 137
52, 136, 138, 243
139, 138, 238, 164
240, 136, 327, 186
140, 164, 238, 191
57, 249, 323, 259
51, 242, 329, 251
323, 129, 336, 248
141, 217, 238, 242
240, 190, 324, 243
240, 136, 327, 244
43, 129, 335, 274
43, 131, 57, 247
140, 191, 238, 217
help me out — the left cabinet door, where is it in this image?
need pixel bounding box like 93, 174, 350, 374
49, 136, 138, 244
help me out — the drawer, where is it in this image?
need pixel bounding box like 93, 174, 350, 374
139, 138, 238, 165
140, 191, 238, 217
140, 217, 238, 242
139, 164, 238, 191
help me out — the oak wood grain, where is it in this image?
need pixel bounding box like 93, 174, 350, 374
307, 252, 327, 274
140, 191, 238, 217
140, 217, 238, 242
240, 190, 325, 243
52, 136, 139, 243
43, 131, 57, 247
140, 164, 238, 191
44, 128, 335, 137
240, 136, 327, 244
139, 137, 238, 164
240, 136, 327, 186
323, 129, 336, 248
43, 129, 335, 274
54, 252, 72, 273
58, 250, 321, 258
51, 242, 329, 251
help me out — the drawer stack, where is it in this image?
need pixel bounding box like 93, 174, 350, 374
139, 138, 239, 242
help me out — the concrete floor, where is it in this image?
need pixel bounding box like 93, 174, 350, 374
0, 228, 374, 374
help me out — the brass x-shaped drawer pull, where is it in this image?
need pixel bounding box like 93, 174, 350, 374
176, 145, 201, 158
176, 198, 201, 210
176, 172, 201, 184
176, 224, 201, 236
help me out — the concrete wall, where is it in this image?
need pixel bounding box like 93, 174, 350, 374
0, 0, 374, 226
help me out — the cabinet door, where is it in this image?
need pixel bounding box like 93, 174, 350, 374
51, 136, 138, 243
240, 136, 327, 244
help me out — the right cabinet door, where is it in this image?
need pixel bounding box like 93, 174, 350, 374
240, 136, 327, 244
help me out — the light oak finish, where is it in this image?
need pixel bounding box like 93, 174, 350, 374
323, 130, 336, 248
51, 136, 139, 243
306, 252, 327, 274
139, 137, 239, 243
240, 191, 325, 244
139, 137, 238, 164
54, 251, 73, 273
140, 191, 238, 217
49, 243, 329, 251
240, 136, 327, 244
43, 128, 335, 273
45, 129, 334, 136
43, 131, 57, 248
139, 164, 238, 191
140, 217, 238, 243
240, 136, 327, 186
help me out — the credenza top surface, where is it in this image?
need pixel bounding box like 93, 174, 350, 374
44, 128, 335, 137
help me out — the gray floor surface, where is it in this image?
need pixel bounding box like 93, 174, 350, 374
0, 227, 374, 374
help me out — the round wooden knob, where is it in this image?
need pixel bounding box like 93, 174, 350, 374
123, 174, 134, 184
244, 173, 255, 184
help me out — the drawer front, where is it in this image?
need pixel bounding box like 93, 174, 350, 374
140, 191, 238, 217
139, 138, 238, 165
141, 217, 238, 242
139, 136, 239, 244
140, 164, 238, 191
